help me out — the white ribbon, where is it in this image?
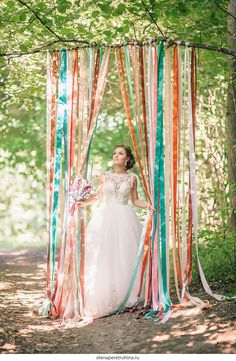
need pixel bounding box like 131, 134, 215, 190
186, 48, 224, 301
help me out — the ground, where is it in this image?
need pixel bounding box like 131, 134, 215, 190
0, 248, 235, 355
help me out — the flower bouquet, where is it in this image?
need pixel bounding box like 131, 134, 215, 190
69, 175, 96, 215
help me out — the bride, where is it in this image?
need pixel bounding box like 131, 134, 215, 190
77, 144, 154, 325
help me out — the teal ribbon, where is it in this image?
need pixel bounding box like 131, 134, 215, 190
152, 42, 171, 314
50, 49, 67, 291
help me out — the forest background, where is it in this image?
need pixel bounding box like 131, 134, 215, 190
0, 0, 235, 296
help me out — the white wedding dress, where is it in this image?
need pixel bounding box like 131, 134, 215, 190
82, 171, 144, 321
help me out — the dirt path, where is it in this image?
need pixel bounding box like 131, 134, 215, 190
0, 248, 235, 355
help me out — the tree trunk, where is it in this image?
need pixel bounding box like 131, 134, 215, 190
226, 0, 236, 235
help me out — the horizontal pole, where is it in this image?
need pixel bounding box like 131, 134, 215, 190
0, 35, 235, 60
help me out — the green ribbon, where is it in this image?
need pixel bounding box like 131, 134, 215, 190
50, 49, 67, 290
152, 42, 171, 314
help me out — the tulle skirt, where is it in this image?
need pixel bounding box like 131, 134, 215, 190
83, 201, 143, 319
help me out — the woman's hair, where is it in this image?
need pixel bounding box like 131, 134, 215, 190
114, 144, 136, 170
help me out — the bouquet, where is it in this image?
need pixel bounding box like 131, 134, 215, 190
69, 175, 96, 215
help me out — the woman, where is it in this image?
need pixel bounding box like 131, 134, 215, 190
77, 144, 154, 326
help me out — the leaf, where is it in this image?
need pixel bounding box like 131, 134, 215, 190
0, 58, 6, 65
116, 27, 124, 33
57, 1, 71, 13
77, 24, 85, 33
35, 2, 47, 11
19, 13, 27, 21
44, 19, 53, 27
7, 1, 15, 9
117, 4, 126, 14
98, 3, 110, 13
19, 44, 28, 52
92, 10, 100, 17
54, 15, 66, 24
104, 30, 112, 37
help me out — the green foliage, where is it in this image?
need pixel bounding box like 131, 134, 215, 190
0, 167, 47, 249
197, 226, 235, 282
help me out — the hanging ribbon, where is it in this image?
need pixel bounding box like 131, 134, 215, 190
128, 45, 147, 177
164, 46, 172, 296
151, 42, 172, 319
172, 45, 183, 300
186, 47, 224, 301
139, 46, 150, 175
49, 49, 67, 295
116, 47, 154, 306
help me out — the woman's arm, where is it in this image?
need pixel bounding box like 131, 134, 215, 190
78, 173, 104, 208
130, 175, 150, 209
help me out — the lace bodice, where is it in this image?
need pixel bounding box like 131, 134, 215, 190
98, 172, 134, 205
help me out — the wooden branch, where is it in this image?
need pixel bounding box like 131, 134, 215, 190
0, 39, 91, 57
0, 36, 235, 67
214, 0, 236, 21
167, 39, 236, 57
17, 0, 63, 40
141, 0, 167, 38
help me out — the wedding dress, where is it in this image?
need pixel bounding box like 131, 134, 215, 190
82, 171, 144, 322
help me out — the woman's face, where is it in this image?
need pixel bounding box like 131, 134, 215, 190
113, 147, 129, 167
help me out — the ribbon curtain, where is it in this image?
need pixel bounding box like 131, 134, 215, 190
45, 47, 111, 324
44, 42, 225, 327
115, 41, 225, 323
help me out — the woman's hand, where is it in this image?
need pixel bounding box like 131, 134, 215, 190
77, 200, 87, 208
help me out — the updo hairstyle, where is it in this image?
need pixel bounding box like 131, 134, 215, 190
114, 144, 136, 170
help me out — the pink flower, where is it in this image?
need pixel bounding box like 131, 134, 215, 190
69, 175, 96, 215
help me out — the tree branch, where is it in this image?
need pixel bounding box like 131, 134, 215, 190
167, 39, 236, 57
0, 36, 235, 68
17, 0, 63, 40
0, 39, 92, 58
130, 18, 141, 42
214, 0, 236, 21
141, 0, 167, 38
143, 23, 152, 36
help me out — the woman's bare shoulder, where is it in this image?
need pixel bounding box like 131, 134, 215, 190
130, 173, 138, 188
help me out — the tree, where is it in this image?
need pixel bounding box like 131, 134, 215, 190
226, 0, 236, 251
